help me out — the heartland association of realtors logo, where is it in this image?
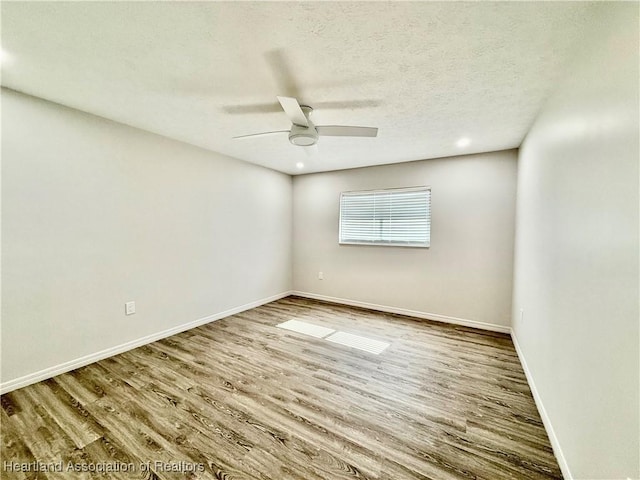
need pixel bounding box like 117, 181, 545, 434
3, 461, 207, 474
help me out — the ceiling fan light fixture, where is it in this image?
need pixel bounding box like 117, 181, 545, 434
289, 132, 318, 146
288, 123, 318, 146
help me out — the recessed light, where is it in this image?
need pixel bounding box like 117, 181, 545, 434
0, 48, 14, 66
296, 162, 304, 169
456, 137, 471, 148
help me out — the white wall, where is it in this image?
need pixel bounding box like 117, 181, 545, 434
512, 5, 639, 479
293, 150, 517, 330
1, 89, 292, 390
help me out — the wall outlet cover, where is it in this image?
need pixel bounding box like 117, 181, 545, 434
125, 301, 136, 315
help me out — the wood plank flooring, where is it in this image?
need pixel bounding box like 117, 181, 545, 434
1, 296, 562, 479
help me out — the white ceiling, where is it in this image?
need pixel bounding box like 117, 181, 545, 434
2, 2, 605, 175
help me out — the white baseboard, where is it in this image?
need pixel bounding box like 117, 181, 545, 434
510, 329, 572, 480
0, 291, 292, 395
291, 291, 511, 334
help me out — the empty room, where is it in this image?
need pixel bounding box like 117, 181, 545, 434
1, 2, 638, 480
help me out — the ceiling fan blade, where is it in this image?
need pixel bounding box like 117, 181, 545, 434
224, 99, 380, 115
233, 130, 289, 139
312, 99, 381, 110
316, 125, 378, 137
277, 96, 309, 127
265, 49, 301, 99
223, 103, 282, 115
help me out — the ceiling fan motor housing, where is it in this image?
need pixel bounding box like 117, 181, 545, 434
288, 106, 317, 146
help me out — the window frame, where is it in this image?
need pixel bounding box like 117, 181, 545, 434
338, 185, 431, 248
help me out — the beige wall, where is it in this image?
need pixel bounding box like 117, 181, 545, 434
1, 89, 292, 388
512, 5, 639, 479
293, 150, 517, 330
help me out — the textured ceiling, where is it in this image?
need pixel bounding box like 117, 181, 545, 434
2, 2, 606, 174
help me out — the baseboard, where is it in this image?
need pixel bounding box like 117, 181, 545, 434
510, 329, 572, 480
291, 291, 511, 334
0, 291, 292, 395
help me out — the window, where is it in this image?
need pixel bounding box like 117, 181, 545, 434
339, 186, 431, 247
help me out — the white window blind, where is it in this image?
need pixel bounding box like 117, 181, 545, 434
339, 186, 431, 247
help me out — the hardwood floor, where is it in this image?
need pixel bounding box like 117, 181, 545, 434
1, 296, 562, 479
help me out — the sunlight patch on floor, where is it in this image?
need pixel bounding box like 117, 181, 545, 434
277, 319, 389, 355
325, 331, 390, 355
276, 319, 335, 338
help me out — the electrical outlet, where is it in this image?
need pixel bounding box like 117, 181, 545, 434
125, 301, 136, 315
318, 271, 324, 280
520, 308, 524, 323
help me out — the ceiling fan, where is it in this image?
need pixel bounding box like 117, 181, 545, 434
233, 96, 378, 147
